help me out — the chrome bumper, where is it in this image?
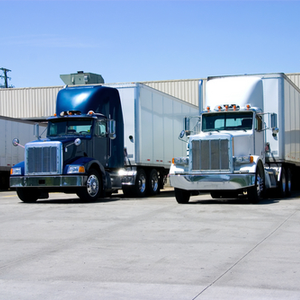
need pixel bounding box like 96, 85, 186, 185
169, 173, 256, 191
10, 175, 87, 188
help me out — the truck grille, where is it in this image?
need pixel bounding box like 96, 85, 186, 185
191, 138, 230, 171
25, 141, 63, 175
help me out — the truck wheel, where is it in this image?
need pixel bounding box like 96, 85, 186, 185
147, 169, 160, 196
16, 188, 39, 203
278, 167, 287, 198
133, 169, 147, 197
175, 188, 190, 204
286, 167, 292, 197
248, 165, 264, 203
77, 169, 101, 201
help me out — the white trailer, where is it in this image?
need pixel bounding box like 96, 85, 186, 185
108, 83, 199, 196
0, 116, 46, 189
169, 73, 300, 203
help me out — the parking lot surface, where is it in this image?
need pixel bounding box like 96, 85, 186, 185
1, 189, 300, 300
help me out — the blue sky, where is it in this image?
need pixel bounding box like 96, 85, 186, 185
1, 0, 300, 88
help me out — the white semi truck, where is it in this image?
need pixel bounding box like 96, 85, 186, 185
169, 73, 300, 203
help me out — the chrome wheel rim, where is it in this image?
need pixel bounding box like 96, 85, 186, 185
87, 174, 99, 197
151, 174, 159, 192
138, 174, 146, 193
257, 173, 264, 198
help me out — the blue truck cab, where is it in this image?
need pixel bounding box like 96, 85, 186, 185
10, 85, 124, 202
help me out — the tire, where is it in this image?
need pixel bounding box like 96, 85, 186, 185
16, 188, 39, 203
278, 167, 287, 198
286, 167, 292, 197
77, 169, 101, 201
175, 188, 190, 204
133, 169, 147, 197
147, 169, 160, 196
248, 165, 264, 204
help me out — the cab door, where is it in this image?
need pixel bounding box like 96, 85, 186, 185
93, 119, 109, 167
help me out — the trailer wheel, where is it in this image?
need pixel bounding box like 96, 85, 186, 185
286, 167, 292, 197
16, 188, 39, 203
278, 167, 287, 198
175, 188, 190, 204
133, 169, 147, 197
248, 164, 264, 204
147, 169, 160, 196
77, 169, 101, 201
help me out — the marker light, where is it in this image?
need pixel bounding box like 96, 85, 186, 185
225, 105, 229, 111
246, 104, 251, 110
206, 106, 210, 112
233, 105, 236, 111
218, 106, 222, 111
88, 110, 95, 115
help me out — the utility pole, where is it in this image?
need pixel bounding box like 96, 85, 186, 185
0, 68, 11, 88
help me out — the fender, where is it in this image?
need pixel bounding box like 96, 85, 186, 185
64, 157, 109, 189
237, 155, 263, 174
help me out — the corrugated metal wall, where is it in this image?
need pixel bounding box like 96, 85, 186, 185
0, 86, 62, 118
286, 73, 300, 89
1, 73, 300, 119
141, 79, 202, 107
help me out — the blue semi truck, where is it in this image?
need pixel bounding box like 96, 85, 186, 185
10, 83, 198, 202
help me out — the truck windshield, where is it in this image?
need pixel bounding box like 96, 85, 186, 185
202, 112, 253, 132
47, 119, 93, 137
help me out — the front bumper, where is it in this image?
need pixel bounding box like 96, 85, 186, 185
10, 175, 87, 188
169, 173, 256, 191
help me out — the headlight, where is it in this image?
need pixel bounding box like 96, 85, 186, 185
10, 167, 22, 175
67, 165, 85, 174
172, 157, 189, 165
235, 156, 253, 164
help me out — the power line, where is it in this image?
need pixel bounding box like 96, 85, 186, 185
0, 68, 12, 88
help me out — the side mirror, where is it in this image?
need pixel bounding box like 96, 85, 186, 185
179, 130, 185, 139
74, 138, 81, 146
271, 113, 279, 137
271, 113, 277, 128
108, 120, 116, 139
12, 138, 20, 147
65, 138, 81, 152
184, 117, 191, 136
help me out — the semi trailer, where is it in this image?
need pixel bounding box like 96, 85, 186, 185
169, 73, 300, 203
10, 83, 198, 202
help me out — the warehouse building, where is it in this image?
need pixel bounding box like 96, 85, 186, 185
0, 72, 300, 119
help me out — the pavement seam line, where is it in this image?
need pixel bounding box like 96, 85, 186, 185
191, 210, 297, 300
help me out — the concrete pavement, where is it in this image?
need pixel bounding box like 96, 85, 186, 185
0, 190, 300, 299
